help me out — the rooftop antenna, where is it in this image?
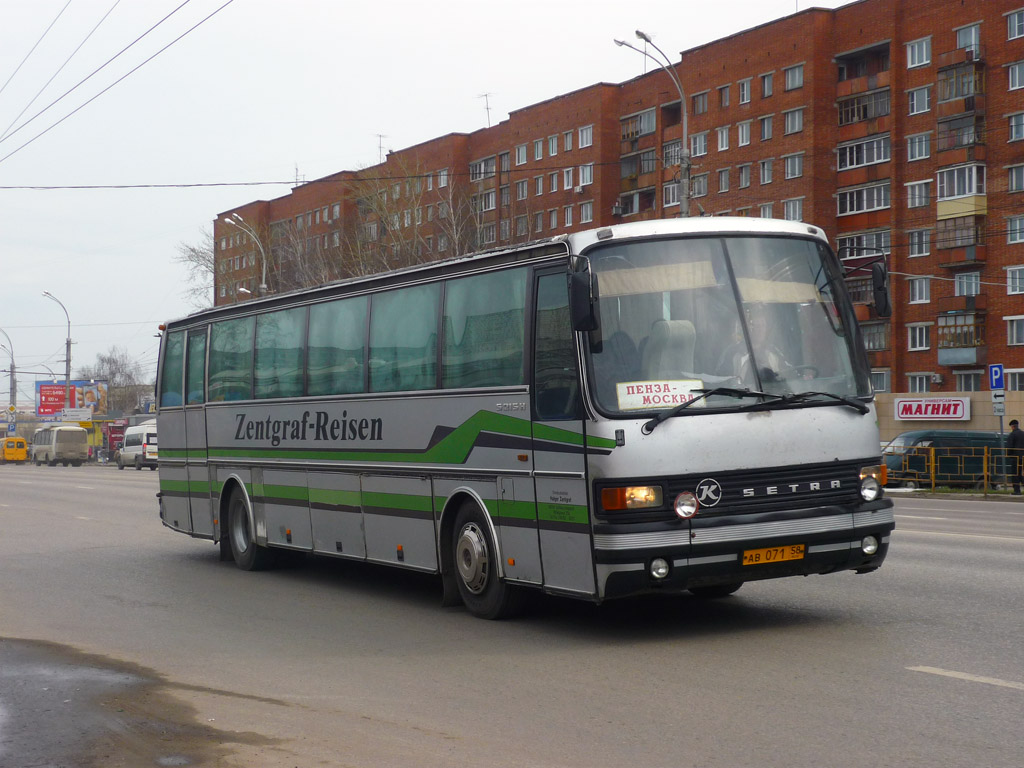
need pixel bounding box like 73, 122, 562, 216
294, 164, 305, 185
477, 93, 493, 128
375, 133, 388, 165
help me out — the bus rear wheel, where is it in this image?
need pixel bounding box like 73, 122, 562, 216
227, 488, 272, 571
451, 502, 522, 619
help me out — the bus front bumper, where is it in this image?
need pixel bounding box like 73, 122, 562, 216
594, 501, 894, 601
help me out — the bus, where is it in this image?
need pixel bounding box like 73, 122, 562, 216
156, 218, 895, 619
2, 436, 28, 464
31, 425, 89, 466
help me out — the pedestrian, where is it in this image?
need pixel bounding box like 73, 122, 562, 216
1007, 419, 1024, 495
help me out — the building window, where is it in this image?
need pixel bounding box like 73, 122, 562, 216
955, 271, 980, 296
1010, 10, 1024, 40
761, 72, 773, 98
908, 86, 930, 115
1010, 370, 1024, 390
500, 219, 510, 241
909, 229, 931, 256
691, 132, 708, 157
549, 209, 558, 229
534, 212, 544, 233
580, 201, 593, 223
692, 174, 708, 198
438, 168, 449, 188
737, 120, 751, 146
783, 108, 803, 134
838, 90, 890, 125
760, 159, 773, 184
548, 135, 558, 157
1010, 216, 1024, 244
481, 190, 496, 212
937, 165, 985, 200
663, 140, 681, 166
908, 277, 931, 303
1009, 317, 1024, 346
579, 163, 594, 186
907, 133, 930, 161
717, 126, 729, 151
693, 91, 708, 114
871, 369, 890, 393
718, 168, 730, 193
516, 180, 528, 200
784, 153, 803, 179
515, 144, 527, 165
719, 85, 730, 108
956, 372, 983, 392
621, 109, 656, 140
906, 180, 931, 208
535, 176, 544, 196
738, 164, 751, 188
1010, 165, 1024, 193
862, 323, 889, 351
549, 172, 558, 193
1008, 266, 1024, 294
663, 182, 680, 207
837, 135, 891, 170
956, 24, 980, 57
563, 131, 573, 152
760, 115, 773, 141
759, 203, 773, 218
838, 181, 891, 215
783, 198, 803, 221
1010, 113, 1024, 142
784, 64, 804, 90
908, 374, 931, 393
908, 324, 930, 350
838, 231, 891, 257
470, 157, 496, 181
563, 168, 574, 189
907, 37, 931, 68
564, 205, 573, 227
1011, 62, 1024, 91
579, 124, 593, 148
739, 78, 751, 104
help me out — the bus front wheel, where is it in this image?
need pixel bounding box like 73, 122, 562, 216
228, 488, 272, 571
451, 502, 522, 619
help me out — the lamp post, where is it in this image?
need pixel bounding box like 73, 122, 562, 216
0, 327, 14, 409
42, 291, 72, 409
615, 30, 690, 217
225, 213, 268, 296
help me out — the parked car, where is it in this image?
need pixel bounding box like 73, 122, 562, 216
118, 422, 158, 470
883, 429, 1007, 488
31, 425, 88, 467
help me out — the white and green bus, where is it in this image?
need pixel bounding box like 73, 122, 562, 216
156, 217, 895, 618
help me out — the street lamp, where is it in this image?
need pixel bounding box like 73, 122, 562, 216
42, 291, 72, 409
615, 30, 691, 217
0, 327, 14, 409
225, 213, 268, 296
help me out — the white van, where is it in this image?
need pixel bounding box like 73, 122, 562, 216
31, 425, 89, 467
118, 422, 158, 470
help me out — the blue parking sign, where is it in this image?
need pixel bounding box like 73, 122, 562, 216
989, 364, 1004, 390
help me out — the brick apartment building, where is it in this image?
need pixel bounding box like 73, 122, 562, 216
213, 0, 1024, 396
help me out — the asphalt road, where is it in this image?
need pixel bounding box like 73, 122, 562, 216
1, 464, 1021, 768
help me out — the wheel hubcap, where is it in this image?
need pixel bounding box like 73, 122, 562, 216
455, 522, 489, 594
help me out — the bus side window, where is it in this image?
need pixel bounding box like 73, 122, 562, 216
159, 331, 186, 407
185, 329, 207, 405
534, 273, 580, 421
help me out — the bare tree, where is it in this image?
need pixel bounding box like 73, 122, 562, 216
175, 226, 215, 309
77, 346, 151, 415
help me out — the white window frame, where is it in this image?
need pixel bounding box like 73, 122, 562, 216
1007, 265, 1024, 294
908, 324, 931, 351
784, 64, 804, 91
718, 168, 730, 193
739, 78, 751, 104
761, 72, 774, 98
563, 131, 573, 152
760, 158, 773, 185
534, 139, 543, 161
737, 120, 751, 146
580, 201, 593, 223
1010, 164, 1024, 193
909, 229, 931, 257
908, 86, 931, 115
515, 144, 527, 165
783, 108, 803, 134
548, 135, 558, 157
907, 132, 930, 161
535, 176, 544, 196
906, 180, 931, 209
784, 153, 803, 179
936, 164, 985, 200
1009, 215, 1024, 244
1010, 9, 1024, 40
563, 168, 574, 189
578, 124, 593, 148
717, 126, 729, 151
738, 163, 751, 188
783, 198, 803, 221
759, 203, 773, 218
837, 181, 891, 215
579, 163, 594, 186
760, 115, 773, 141
1010, 61, 1024, 91
1007, 315, 1024, 346
907, 37, 931, 68
516, 180, 528, 201
691, 132, 708, 157
908, 276, 931, 304
954, 271, 981, 297
564, 205, 573, 227
663, 182, 679, 207
691, 173, 709, 198
836, 135, 891, 170
1009, 112, 1024, 142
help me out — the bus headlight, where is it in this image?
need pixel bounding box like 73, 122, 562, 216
859, 465, 885, 501
601, 485, 663, 511
650, 558, 670, 579
674, 492, 699, 519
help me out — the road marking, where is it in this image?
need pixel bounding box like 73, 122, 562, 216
895, 530, 1024, 542
908, 666, 1024, 692
895, 514, 948, 520
75, 486, 95, 490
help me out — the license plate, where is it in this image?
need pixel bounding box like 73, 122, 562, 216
742, 544, 805, 566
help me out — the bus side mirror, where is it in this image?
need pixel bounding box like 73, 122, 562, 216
872, 262, 892, 319
569, 267, 600, 331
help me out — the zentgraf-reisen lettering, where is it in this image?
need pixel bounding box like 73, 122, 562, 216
234, 411, 383, 446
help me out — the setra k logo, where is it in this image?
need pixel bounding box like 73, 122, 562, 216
695, 478, 723, 507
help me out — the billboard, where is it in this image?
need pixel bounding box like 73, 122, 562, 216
893, 397, 971, 421
36, 380, 109, 418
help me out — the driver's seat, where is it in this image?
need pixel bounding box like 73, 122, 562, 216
641, 320, 696, 379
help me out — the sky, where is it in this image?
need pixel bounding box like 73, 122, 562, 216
0, 0, 856, 408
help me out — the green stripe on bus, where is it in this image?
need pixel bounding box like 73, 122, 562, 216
159, 480, 190, 494
361, 491, 434, 513
498, 499, 537, 521
309, 487, 361, 508
538, 502, 589, 526
257, 484, 309, 502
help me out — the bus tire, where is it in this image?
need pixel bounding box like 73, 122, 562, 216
451, 501, 522, 619
689, 583, 743, 599
227, 487, 272, 571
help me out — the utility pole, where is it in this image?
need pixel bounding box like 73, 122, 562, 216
0, 327, 14, 410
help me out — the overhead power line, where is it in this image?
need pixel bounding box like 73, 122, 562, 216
0, 0, 73, 102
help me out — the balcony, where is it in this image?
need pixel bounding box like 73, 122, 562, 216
937, 92, 985, 119
936, 312, 986, 367
836, 68, 891, 98
936, 293, 987, 313
936, 44, 985, 70
938, 243, 986, 267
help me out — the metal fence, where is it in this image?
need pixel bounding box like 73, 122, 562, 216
885, 445, 1021, 494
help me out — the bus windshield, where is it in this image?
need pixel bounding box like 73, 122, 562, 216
585, 235, 870, 415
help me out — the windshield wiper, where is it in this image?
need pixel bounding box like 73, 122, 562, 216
775, 390, 869, 414
642, 387, 782, 434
